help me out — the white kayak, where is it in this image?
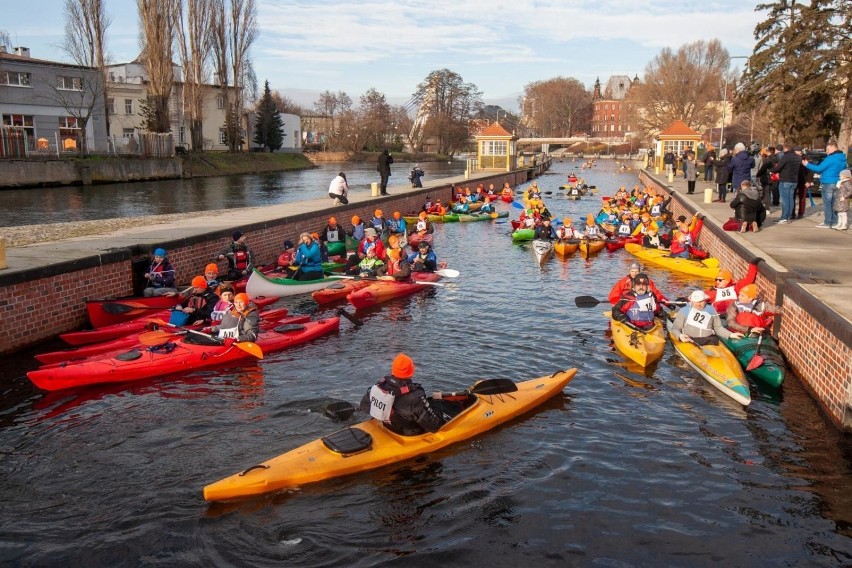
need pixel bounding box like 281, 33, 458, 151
245, 268, 348, 298
532, 240, 554, 264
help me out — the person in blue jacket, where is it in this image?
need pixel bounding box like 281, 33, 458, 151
803, 141, 848, 228
407, 241, 438, 272
727, 143, 755, 193
290, 232, 324, 281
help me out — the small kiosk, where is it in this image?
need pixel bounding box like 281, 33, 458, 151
653, 120, 701, 173
475, 122, 518, 172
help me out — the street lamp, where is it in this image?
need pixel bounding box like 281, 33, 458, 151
719, 55, 750, 150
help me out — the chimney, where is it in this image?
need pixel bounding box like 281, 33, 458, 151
14, 47, 31, 58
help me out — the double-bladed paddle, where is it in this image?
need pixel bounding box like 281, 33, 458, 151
144, 319, 263, 358
746, 334, 765, 370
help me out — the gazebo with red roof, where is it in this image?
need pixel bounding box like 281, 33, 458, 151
474, 122, 518, 171
652, 120, 701, 172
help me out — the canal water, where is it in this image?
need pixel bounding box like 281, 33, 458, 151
0, 160, 466, 226
1, 159, 851, 566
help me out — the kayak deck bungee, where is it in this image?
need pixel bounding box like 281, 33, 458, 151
245, 268, 348, 298
311, 279, 374, 304
719, 334, 786, 388
202, 368, 577, 501
346, 271, 442, 309
27, 317, 340, 391
625, 243, 718, 279
665, 317, 751, 405
610, 318, 666, 367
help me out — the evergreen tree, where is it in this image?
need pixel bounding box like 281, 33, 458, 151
254, 80, 284, 152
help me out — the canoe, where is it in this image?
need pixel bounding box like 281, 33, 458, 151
624, 243, 718, 279
665, 317, 751, 405
554, 240, 579, 256
86, 295, 180, 329
719, 334, 786, 388
579, 239, 605, 257
245, 268, 347, 298
38, 312, 309, 369
532, 240, 554, 264
202, 368, 577, 501
347, 272, 442, 309
311, 279, 374, 305
59, 296, 279, 346
610, 318, 666, 367
511, 228, 535, 242
27, 317, 340, 392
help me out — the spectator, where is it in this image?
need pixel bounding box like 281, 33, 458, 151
770, 143, 802, 224
328, 172, 349, 205
703, 147, 716, 181
802, 141, 847, 228
714, 149, 732, 202
663, 150, 675, 177
729, 180, 763, 233
728, 142, 755, 193
685, 152, 698, 194
376, 149, 393, 195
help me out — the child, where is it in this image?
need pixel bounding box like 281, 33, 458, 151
832, 169, 851, 231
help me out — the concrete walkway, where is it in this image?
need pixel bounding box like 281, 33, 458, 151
646, 170, 852, 326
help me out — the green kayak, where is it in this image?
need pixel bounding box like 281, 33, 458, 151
458, 211, 509, 222
719, 334, 786, 388
327, 241, 347, 257
512, 228, 535, 242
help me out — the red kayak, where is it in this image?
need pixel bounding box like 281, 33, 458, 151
347, 272, 442, 309
605, 235, 642, 252
27, 317, 340, 392
61, 296, 278, 346
500, 193, 514, 203
311, 279, 373, 304
86, 295, 181, 329
407, 232, 434, 250
37, 308, 299, 366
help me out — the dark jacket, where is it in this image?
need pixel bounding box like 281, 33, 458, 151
730, 186, 762, 223
728, 151, 755, 190
377, 150, 393, 177
756, 153, 778, 186
714, 154, 732, 185
771, 151, 802, 183
360, 376, 446, 435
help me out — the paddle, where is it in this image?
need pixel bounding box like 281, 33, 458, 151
336, 307, 364, 327
337, 275, 445, 287
746, 334, 765, 370
102, 301, 175, 315
435, 268, 459, 278
576, 295, 685, 309
139, 329, 183, 345
148, 319, 263, 358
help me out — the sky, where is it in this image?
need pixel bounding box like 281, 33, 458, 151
3, 0, 765, 112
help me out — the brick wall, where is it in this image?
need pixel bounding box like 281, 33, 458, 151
640, 171, 852, 431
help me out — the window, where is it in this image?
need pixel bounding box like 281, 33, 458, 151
122, 128, 135, 138
179, 126, 185, 143
107, 98, 115, 115
57, 76, 83, 90
481, 140, 507, 156
217, 95, 225, 109
2, 114, 35, 139
219, 128, 227, 144
0, 71, 32, 87
125, 99, 133, 114
59, 116, 80, 150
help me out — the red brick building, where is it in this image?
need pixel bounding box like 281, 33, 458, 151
591, 75, 640, 138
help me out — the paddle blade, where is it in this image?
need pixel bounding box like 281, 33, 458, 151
469, 378, 519, 395
324, 401, 357, 421
138, 330, 178, 346
337, 308, 364, 327
511, 201, 525, 209
235, 341, 263, 359
101, 302, 140, 314
435, 268, 460, 278
746, 354, 764, 371
574, 295, 604, 308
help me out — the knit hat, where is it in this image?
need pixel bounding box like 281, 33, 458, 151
374, 209, 383, 217
234, 293, 250, 304
232, 231, 243, 241
740, 284, 758, 300
391, 353, 415, 379
191, 276, 207, 288
393, 211, 401, 219
840, 169, 851, 180
717, 269, 733, 282
153, 248, 167, 257
629, 262, 641, 271
689, 290, 709, 302
283, 240, 294, 249
329, 216, 337, 224
563, 217, 572, 225
418, 240, 430, 249
734, 142, 746, 152
352, 215, 360, 224
205, 263, 219, 275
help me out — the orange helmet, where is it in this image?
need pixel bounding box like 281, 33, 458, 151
419, 211, 427, 220
352, 215, 360, 224
393, 211, 401, 219
374, 209, 382, 217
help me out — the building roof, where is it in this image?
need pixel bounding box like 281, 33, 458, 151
477, 122, 514, 137
0, 51, 96, 71
659, 120, 701, 138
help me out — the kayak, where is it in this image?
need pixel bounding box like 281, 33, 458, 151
610, 318, 666, 367
532, 240, 553, 264
86, 295, 180, 329
327, 241, 347, 257
27, 317, 340, 391
441, 213, 460, 223
500, 194, 514, 203
407, 232, 434, 250
512, 228, 535, 242
554, 240, 579, 256
202, 368, 577, 501
59, 296, 279, 346
311, 279, 374, 304
719, 334, 786, 388
624, 243, 718, 279
605, 235, 642, 252
665, 317, 751, 405
566, 194, 581, 200
347, 272, 442, 309
457, 211, 508, 222
245, 268, 347, 298
579, 239, 605, 257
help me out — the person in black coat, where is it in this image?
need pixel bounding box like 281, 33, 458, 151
714, 149, 732, 202
730, 180, 763, 232
376, 149, 393, 195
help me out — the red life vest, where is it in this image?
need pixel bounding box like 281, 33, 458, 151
234, 249, 248, 270
734, 300, 770, 328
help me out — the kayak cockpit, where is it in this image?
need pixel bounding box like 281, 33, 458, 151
322, 427, 372, 456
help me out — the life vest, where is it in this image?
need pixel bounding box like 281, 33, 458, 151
734, 300, 768, 328
713, 285, 737, 304
187, 294, 207, 311
277, 251, 294, 267
233, 249, 248, 270
557, 227, 574, 239
617, 223, 632, 236
352, 224, 365, 240
423, 200, 433, 210
359, 257, 383, 271
416, 219, 428, 232
386, 218, 402, 233
585, 225, 600, 238
386, 257, 403, 276
626, 292, 656, 322
368, 380, 411, 423
569, 187, 579, 195
326, 227, 342, 242
650, 203, 662, 216
645, 234, 661, 247
371, 218, 385, 231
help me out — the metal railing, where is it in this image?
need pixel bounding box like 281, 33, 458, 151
0, 129, 175, 159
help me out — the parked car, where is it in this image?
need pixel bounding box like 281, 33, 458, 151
803, 150, 827, 196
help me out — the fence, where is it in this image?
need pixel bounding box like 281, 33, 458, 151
0, 129, 175, 159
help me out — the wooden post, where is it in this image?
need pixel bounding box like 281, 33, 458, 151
0, 237, 7, 269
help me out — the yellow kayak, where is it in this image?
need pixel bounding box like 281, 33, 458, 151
554, 240, 579, 256
610, 318, 666, 367
579, 239, 605, 257
203, 369, 577, 501
666, 319, 751, 405
624, 243, 718, 279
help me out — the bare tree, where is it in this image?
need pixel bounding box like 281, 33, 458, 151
137, 0, 179, 133
313, 90, 352, 149
62, 0, 111, 137
414, 69, 483, 156
521, 77, 591, 137
358, 88, 393, 151
225, 0, 258, 151
175, 0, 213, 151
270, 90, 303, 115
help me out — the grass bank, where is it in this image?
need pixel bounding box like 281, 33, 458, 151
185, 152, 316, 177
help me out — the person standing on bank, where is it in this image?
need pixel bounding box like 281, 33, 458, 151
802, 141, 847, 229
727, 142, 755, 195
377, 149, 393, 195
685, 152, 698, 194
714, 149, 732, 202
770, 143, 802, 224
328, 172, 349, 205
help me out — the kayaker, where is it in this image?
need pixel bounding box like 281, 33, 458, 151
350, 215, 366, 242
217, 231, 255, 282
370, 209, 388, 236
319, 217, 346, 249
426, 199, 445, 215
408, 241, 438, 272
725, 284, 779, 336
209, 285, 235, 324
290, 232, 325, 281
557, 217, 582, 240
377, 248, 411, 281
534, 218, 557, 241
608, 262, 667, 304
204, 263, 221, 292
479, 197, 495, 214
143, 248, 178, 297
277, 240, 295, 269
312, 232, 330, 262
612, 273, 664, 329
174, 275, 219, 325
501, 182, 514, 200
615, 213, 633, 238
705, 259, 761, 313
642, 224, 665, 249
356, 246, 385, 278
671, 290, 744, 346
345, 228, 386, 274
451, 200, 470, 214
582, 214, 603, 240
359, 353, 447, 436
203, 293, 260, 344
413, 211, 435, 239
387, 212, 407, 240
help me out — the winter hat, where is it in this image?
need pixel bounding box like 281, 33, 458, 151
205, 263, 219, 275
374, 209, 383, 217
629, 262, 641, 271
352, 215, 360, 224
734, 143, 746, 153
234, 293, 250, 304
232, 231, 244, 241
329, 216, 337, 224
153, 248, 167, 257
283, 240, 294, 249
716, 269, 733, 282
740, 284, 758, 301
191, 276, 208, 288
391, 353, 415, 379
839, 169, 851, 180
689, 290, 709, 302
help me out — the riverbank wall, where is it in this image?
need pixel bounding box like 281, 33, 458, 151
639, 170, 852, 432
0, 163, 546, 355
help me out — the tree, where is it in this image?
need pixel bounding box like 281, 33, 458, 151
414, 69, 483, 156
358, 88, 393, 151
137, 0, 179, 133
520, 77, 591, 137
632, 40, 729, 139
175, 0, 213, 151
253, 80, 283, 151
313, 90, 352, 149
61, 0, 111, 140
270, 91, 302, 116
225, 0, 258, 151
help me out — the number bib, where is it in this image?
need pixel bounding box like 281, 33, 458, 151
628, 294, 656, 322
618, 224, 632, 236
217, 326, 239, 339
368, 384, 395, 422
416, 220, 427, 232
686, 307, 713, 330
715, 286, 736, 301
327, 228, 341, 242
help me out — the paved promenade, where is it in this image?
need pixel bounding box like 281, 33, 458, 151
646, 170, 852, 325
